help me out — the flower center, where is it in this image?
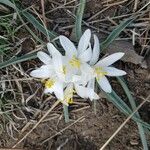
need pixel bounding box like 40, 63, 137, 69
69, 55, 81, 68
45, 79, 55, 88
95, 67, 108, 79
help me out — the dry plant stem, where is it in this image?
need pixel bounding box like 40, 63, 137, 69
71, 106, 90, 112
46, 0, 76, 14
12, 100, 60, 148
140, 28, 149, 55
104, 0, 128, 7
41, 0, 46, 27
100, 95, 150, 150
102, 0, 115, 4
87, 6, 110, 21
40, 0, 49, 42
0, 78, 38, 82
133, 0, 138, 12
138, 1, 150, 12
0, 148, 24, 150
41, 116, 85, 144
88, 11, 146, 24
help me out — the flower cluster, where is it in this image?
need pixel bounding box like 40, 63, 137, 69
30, 29, 126, 105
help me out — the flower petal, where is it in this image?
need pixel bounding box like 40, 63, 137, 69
53, 81, 64, 100
59, 35, 77, 58
89, 34, 100, 65
80, 63, 95, 84
87, 79, 99, 101
47, 43, 61, 56
74, 84, 87, 98
30, 65, 52, 78
47, 43, 64, 80
53, 54, 65, 80
37, 51, 51, 64
78, 45, 92, 62
104, 67, 126, 76
97, 76, 112, 93
78, 29, 91, 55
87, 79, 95, 89
75, 84, 99, 100
44, 88, 54, 94
95, 52, 124, 67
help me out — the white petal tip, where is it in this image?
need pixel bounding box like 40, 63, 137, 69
85, 29, 91, 37
117, 52, 125, 57
102, 88, 112, 93
106, 90, 112, 93
30, 70, 38, 78
122, 71, 127, 75
59, 35, 65, 39
37, 51, 42, 56
47, 42, 52, 46
85, 29, 91, 34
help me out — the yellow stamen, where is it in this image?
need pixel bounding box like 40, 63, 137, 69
63, 65, 67, 75
67, 98, 73, 104
95, 67, 108, 79
64, 88, 75, 104
69, 55, 81, 68
45, 79, 55, 88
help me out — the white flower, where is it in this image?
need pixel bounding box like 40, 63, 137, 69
59, 29, 94, 84
75, 84, 99, 100
88, 35, 126, 93
61, 82, 99, 105
30, 28, 126, 105
94, 52, 126, 93
30, 43, 65, 100
59, 29, 92, 61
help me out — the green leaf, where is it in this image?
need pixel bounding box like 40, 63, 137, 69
75, 0, 86, 40
0, 0, 16, 9
117, 77, 149, 150
106, 91, 150, 130
101, 18, 133, 51
0, 52, 37, 69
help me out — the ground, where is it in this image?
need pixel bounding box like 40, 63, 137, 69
0, 0, 150, 150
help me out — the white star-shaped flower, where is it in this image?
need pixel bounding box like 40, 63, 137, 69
59, 29, 95, 84
30, 44, 65, 100
89, 34, 126, 93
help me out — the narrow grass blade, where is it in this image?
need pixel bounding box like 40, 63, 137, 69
101, 18, 133, 51
0, 0, 15, 9
117, 77, 149, 150
75, 0, 86, 40
15, 7, 44, 44
106, 91, 150, 130
0, 52, 37, 69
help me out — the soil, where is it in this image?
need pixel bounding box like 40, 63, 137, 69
0, 0, 150, 150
